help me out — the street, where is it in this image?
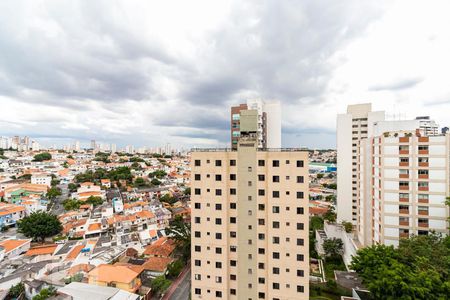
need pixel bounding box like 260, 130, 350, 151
169, 270, 191, 300
50, 183, 69, 215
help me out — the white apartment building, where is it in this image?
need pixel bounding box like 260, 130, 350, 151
336, 104, 385, 224
31, 173, 52, 187
358, 125, 449, 247
191, 110, 309, 300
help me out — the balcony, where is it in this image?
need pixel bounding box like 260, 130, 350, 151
399, 137, 409, 143
418, 210, 429, 216
418, 137, 429, 143
418, 198, 429, 204
418, 222, 429, 228
399, 220, 409, 226
418, 162, 429, 167
399, 197, 409, 203
399, 209, 409, 214
399, 150, 409, 155
418, 174, 429, 179
418, 186, 429, 192
399, 185, 409, 191
399, 174, 409, 179
399, 232, 409, 238
418, 150, 429, 155
399, 162, 409, 167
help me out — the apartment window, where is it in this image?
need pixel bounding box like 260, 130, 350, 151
194, 231, 201, 238
273, 283, 280, 290
258, 263, 265, 269
194, 288, 201, 295
297, 160, 304, 167
258, 204, 265, 210
418, 182, 429, 188
418, 194, 429, 201
194, 259, 201, 266
297, 176, 304, 183
230, 217, 236, 223
216, 291, 222, 298
248, 166, 252, 172
194, 245, 201, 252
297, 223, 304, 230
230, 289, 236, 295
216, 262, 222, 269
272, 206, 280, 213
216, 189, 222, 196
230, 203, 237, 209
258, 174, 265, 181
248, 196, 252, 201
272, 160, 280, 167
230, 245, 237, 252
194, 188, 201, 195
297, 254, 304, 261
194, 217, 201, 224
215, 218, 222, 225
216, 247, 222, 254
194, 160, 201, 166
232, 113, 240, 120
258, 278, 265, 284
418, 170, 429, 175
418, 206, 429, 214
194, 203, 201, 209
248, 210, 253, 216
273, 221, 280, 228
418, 157, 429, 163
258, 233, 265, 240
230, 260, 237, 266
216, 203, 222, 210
273, 267, 280, 274
297, 286, 305, 293
273, 176, 280, 182
258, 189, 265, 196
248, 181, 252, 187
297, 238, 304, 246
230, 159, 236, 166
230, 174, 236, 180
418, 145, 429, 151
297, 191, 304, 199
297, 270, 304, 277
230, 188, 236, 195
273, 236, 280, 244
258, 248, 265, 254
297, 207, 304, 214
258, 160, 265, 167
215, 174, 222, 181
230, 274, 237, 280
215, 160, 222, 166
258, 219, 265, 225
230, 231, 236, 238
194, 174, 201, 180
272, 191, 280, 198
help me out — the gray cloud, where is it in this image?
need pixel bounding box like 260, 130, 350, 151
369, 77, 423, 91
0, 0, 389, 148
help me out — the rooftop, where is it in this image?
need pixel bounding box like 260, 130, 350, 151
191, 147, 308, 152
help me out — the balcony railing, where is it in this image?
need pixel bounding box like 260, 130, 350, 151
399, 186, 409, 191
418, 222, 429, 228
418, 150, 429, 155
399, 162, 409, 167
418, 174, 429, 179
399, 232, 409, 238
399, 221, 409, 226
399, 209, 409, 214
418, 186, 429, 191
418, 162, 429, 167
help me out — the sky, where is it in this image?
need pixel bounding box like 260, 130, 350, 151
1, 0, 450, 150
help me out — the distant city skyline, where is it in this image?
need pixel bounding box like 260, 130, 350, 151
1, 1, 450, 149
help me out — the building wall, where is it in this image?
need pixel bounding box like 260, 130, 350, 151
191, 150, 309, 300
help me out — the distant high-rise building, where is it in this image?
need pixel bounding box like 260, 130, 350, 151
231, 100, 281, 150
75, 141, 80, 152
111, 144, 117, 153
191, 108, 309, 299
90, 140, 96, 149
0, 136, 9, 149
31, 140, 40, 151
336, 103, 385, 224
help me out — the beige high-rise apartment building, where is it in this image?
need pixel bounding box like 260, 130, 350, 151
191, 110, 309, 300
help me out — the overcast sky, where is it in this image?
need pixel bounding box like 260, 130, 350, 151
1, 0, 450, 149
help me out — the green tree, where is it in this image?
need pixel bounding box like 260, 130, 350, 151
167, 259, 185, 279
323, 207, 337, 223
160, 193, 177, 204
183, 187, 191, 195
8, 282, 24, 298
63, 199, 80, 211
310, 216, 324, 231
32, 286, 56, 300
323, 238, 344, 257
33, 152, 52, 162
341, 221, 353, 233
351, 238, 450, 299
166, 215, 191, 261
150, 178, 161, 186
85, 196, 104, 207
46, 187, 61, 200
150, 275, 171, 295
317, 173, 324, 179
149, 170, 167, 179
134, 177, 146, 187
51, 179, 60, 187
62, 161, 69, 168
17, 212, 62, 242
19, 174, 32, 180
68, 183, 78, 192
